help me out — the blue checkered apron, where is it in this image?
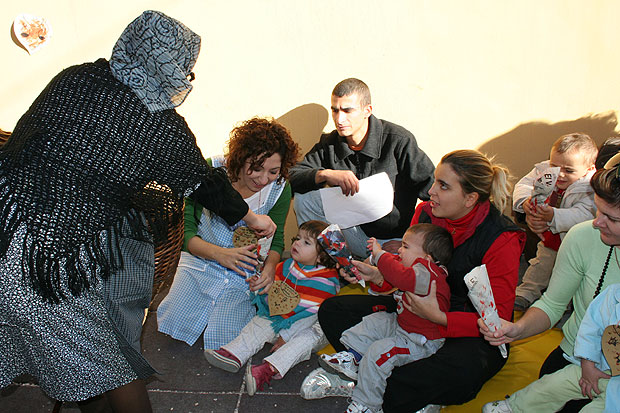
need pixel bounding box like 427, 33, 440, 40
102, 222, 156, 379
157, 156, 286, 349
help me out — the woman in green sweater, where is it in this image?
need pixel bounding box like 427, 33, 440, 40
158, 117, 300, 350
481, 157, 620, 413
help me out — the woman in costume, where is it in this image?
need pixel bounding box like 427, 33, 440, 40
303, 150, 525, 412
0, 11, 274, 412
157, 117, 300, 350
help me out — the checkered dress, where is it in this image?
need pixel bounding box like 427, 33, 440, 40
157, 157, 286, 349
101, 226, 156, 379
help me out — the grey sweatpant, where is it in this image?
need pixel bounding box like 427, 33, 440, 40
341, 311, 444, 410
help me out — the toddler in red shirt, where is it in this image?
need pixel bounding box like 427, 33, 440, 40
319, 223, 452, 413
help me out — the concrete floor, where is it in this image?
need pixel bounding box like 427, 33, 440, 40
1, 252, 533, 413
0, 283, 348, 413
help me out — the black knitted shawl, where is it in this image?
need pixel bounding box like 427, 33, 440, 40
0, 59, 226, 302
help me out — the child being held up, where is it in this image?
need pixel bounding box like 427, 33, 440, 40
205, 220, 339, 395
318, 223, 453, 413
484, 282, 620, 413
513, 133, 597, 310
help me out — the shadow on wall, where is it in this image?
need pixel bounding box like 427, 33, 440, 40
276, 103, 329, 250
277, 103, 329, 154
477, 111, 619, 183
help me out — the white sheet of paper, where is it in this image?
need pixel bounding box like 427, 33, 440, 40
320, 172, 393, 229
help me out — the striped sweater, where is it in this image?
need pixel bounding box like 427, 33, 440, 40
254, 258, 339, 332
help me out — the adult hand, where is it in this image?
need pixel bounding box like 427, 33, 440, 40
402, 281, 447, 326
217, 244, 258, 276
579, 359, 610, 399
381, 240, 402, 254
350, 259, 384, 285
248, 261, 276, 294
318, 169, 360, 196
244, 210, 276, 238
477, 317, 521, 346
525, 213, 549, 237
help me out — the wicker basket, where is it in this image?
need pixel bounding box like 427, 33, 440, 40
133, 181, 185, 300
0, 129, 10, 145
152, 202, 184, 293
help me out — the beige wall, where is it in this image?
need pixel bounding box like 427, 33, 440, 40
2, 1, 619, 247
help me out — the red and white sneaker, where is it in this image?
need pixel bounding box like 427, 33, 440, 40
204, 348, 242, 373
245, 362, 276, 396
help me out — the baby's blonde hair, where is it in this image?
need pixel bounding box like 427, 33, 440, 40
551, 133, 598, 167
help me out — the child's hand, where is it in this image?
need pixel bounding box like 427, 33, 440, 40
579, 359, 610, 399
271, 336, 286, 352
522, 197, 535, 215
535, 204, 554, 223
367, 237, 383, 259
248, 260, 276, 294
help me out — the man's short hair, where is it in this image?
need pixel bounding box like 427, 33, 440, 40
332, 78, 371, 106
551, 133, 598, 166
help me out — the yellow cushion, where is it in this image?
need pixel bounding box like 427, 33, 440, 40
442, 312, 562, 412
317, 285, 563, 412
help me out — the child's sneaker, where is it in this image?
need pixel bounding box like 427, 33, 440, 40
482, 399, 513, 413
346, 400, 383, 413
204, 348, 241, 373
318, 351, 359, 380
300, 367, 355, 399
245, 362, 276, 396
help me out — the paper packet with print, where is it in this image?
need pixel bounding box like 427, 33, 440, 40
317, 224, 364, 287
464, 264, 507, 358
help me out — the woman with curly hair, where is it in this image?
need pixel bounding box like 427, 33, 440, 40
158, 117, 301, 350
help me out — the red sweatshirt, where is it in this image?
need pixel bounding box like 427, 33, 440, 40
376, 201, 525, 338
376, 255, 450, 340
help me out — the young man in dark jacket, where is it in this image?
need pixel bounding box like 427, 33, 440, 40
290, 78, 435, 257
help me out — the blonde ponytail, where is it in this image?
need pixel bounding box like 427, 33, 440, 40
441, 150, 512, 212
489, 164, 511, 213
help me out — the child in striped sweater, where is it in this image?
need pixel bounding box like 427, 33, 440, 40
205, 220, 339, 395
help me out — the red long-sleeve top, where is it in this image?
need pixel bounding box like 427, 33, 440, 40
376, 255, 450, 340
374, 201, 524, 338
